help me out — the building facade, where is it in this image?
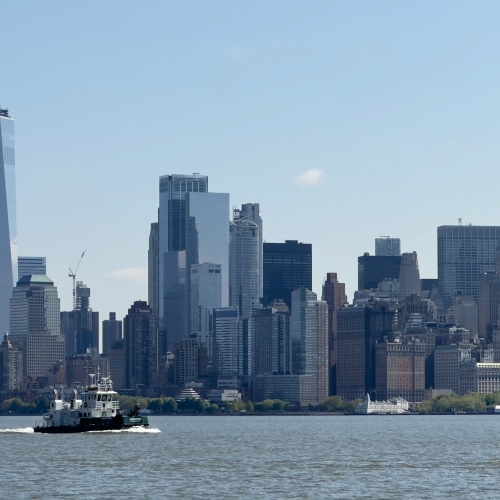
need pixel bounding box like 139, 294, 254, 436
321, 272, 348, 395
190, 262, 222, 357
438, 225, 500, 307
18, 256, 46, 279
399, 252, 421, 299
124, 301, 158, 392
9, 275, 64, 379
230, 203, 262, 319
290, 288, 329, 403
263, 240, 312, 309
158, 174, 208, 352
375, 237, 401, 256
102, 312, 122, 354
358, 254, 402, 291
213, 307, 243, 378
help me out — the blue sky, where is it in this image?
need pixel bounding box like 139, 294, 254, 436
2, 1, 500, 319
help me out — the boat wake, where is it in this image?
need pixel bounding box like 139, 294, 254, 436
88, 427, 161, 434
0, 427, 35, 434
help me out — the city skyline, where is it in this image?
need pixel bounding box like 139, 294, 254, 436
3, 2, 500, 320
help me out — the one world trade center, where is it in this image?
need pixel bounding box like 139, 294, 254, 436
0, 107, 17, 335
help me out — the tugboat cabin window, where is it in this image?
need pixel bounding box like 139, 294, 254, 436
97, 395, 101, 401
102, 395, 108, 401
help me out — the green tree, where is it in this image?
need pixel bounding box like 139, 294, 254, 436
162, 398, 177, 414
245, 401, 254, 412
322, 396, 344, 412
148, 398, 163, 414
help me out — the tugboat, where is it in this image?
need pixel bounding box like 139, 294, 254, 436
34, 375, 149, 433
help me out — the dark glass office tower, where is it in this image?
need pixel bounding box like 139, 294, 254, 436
357, 253, 401, 291
263, 240, 312, 309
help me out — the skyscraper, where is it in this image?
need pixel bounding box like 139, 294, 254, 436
190, 262, 222, 356
102, 312, 122, 354
124, 301, 158, 392
357, 253, 401, 291
252, 300, 291, 377
230, 204, 262, 319
185, 191, 230, 306
18, 257, 46, 279
158, 174, 208, 352
290, 288, 329, 403
375, 237, 401, 256
399, 252, 420, 299
148, 223, 159, 319
213, 307, 243, 378
60, 282, 99, 356
322, 272, 348, 395
438, 225, 500, 307
263, 240, 312, 309
9, 275, 64, 378
0, 107, 17, 335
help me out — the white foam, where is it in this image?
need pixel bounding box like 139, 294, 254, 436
87, 427, 161, 434
0, 427, 35, 434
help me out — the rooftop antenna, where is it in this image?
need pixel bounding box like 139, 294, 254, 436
458, 218, 462, 226
68, 250, 86, 309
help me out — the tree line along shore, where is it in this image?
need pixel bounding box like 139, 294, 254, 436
2, 392, 500, 416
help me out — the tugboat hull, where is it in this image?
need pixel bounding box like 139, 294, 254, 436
34, 415, 149, 433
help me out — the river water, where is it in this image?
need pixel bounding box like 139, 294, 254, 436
1, 414, 499, 499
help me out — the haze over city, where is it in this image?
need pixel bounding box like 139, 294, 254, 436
2, 1, 500, 319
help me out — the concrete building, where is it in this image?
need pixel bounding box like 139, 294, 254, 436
0, 333, 22, 392
107, 339, 125, 391
174, 335, 208, 387
460, 361, 500, 395
102, 312, 122, 354
124, 301, 158, 392
322, 272, 348, 395
0, 107, 17, 335
263, 240, 312, 309
252, 300, 291, 377
399, 252, 420, 299
434, 344, 471, 394
290, 288, 329, 404
357, 393, 409, 414
148, 222, 159, 319
9, 275, 64, 379
376, 336, 426, 402
60, 282, 99, 356
337, 300, 399, 401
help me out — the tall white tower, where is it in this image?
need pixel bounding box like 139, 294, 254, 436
0, 107, 17, 335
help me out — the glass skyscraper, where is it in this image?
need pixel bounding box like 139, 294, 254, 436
230, 203, 263, 319
438, 225, 500, 307
18, 256, 46, 279
0, 107, 17, 335
158, 174, 208, 352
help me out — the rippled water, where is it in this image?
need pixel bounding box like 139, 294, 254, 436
1, 414, 500, 499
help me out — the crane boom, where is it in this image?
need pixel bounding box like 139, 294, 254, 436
68, 250, 86, 309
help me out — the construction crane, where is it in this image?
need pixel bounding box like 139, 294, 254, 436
68, 250, 86, 310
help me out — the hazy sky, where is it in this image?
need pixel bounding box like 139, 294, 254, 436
2, 1, 500, 320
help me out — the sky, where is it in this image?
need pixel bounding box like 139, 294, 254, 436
2, 1, 500, 320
